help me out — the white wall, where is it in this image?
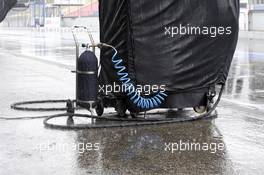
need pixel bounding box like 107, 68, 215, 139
61, 17, 98, 30
249, 11, 264, 31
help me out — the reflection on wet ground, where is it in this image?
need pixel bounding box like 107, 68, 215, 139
225, 38, 264, 105
0, 28, 99, 67
74, 120, 234, 175
0, 28, 264, 174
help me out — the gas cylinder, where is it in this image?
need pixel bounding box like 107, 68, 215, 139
76, 50, 98, 109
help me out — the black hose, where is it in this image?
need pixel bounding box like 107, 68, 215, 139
0, 113, 66, 120
11, 99, 77, 111
43, 85, 224, 130
43, 111, 218, 130
4, 85, 224, 129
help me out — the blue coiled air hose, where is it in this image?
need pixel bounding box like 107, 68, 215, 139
100, 43, 167, 110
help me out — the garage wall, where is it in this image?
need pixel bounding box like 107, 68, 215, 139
250, 11, 264, 31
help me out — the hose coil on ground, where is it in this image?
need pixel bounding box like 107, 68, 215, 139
104, 44, 167, 110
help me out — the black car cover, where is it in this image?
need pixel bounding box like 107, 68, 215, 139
99, 0, 239, 93
0, 0, 17, 22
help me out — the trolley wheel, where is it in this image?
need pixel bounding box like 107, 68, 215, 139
66, 100, 75, 114
130, 112, 139, 118
193, 106, 207, 114
96, 98, 104, 116
115, 99, 127, 118
128, 107, 140, 118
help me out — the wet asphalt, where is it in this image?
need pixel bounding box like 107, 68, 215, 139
0, 28, 264, 175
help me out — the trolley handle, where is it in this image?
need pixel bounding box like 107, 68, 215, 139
71, 26, 101, 77
71, 25, 95, 49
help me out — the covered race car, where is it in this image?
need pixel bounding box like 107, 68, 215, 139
96, 0, 239, 117
0, 0, 17, 22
